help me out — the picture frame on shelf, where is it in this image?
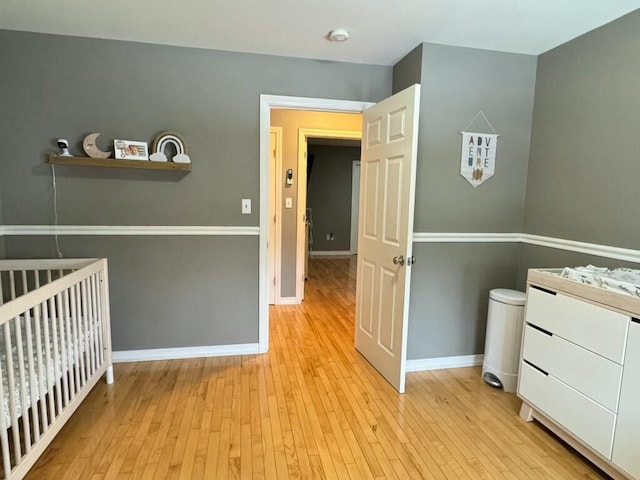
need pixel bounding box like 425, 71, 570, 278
114, 139, 149, 160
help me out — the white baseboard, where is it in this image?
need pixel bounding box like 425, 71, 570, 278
277, 297, 299, 305
406, 354, 484, 372
112, 343, 261, 363
309, 250, 352, 257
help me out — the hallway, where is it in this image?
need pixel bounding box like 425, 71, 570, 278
26, 257, 603, 479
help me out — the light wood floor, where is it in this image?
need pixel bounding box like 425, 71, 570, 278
26, 257, 607, 479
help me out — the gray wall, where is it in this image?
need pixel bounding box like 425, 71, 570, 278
403, 43, 537, 360
392, 44, 423, 94
307, 145, 360, 252
6, 236, 258, 349
415, 43, 537, 232
409, 243, 520, 357
524, 10, 640, 249
0, 30, 391, 350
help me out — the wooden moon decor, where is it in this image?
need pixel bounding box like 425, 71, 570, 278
150, 131, 191, 164
83, 133, 112, 158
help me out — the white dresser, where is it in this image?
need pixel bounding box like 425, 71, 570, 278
518, 269, 640, 480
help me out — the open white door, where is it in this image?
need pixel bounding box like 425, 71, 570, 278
354, 84, 420, 393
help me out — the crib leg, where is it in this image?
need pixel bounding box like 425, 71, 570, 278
105, 365, 114, 384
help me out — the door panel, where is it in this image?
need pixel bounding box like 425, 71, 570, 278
362, 159, 380, 240
358, 260, 376, 337
383, 156, 403, 245
354, 84, 420, 393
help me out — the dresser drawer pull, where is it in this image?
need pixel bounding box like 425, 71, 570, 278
528, 323, 553, 336
632, 317, 640, 324
531, 285, 556, 296
524, 360, 549, 376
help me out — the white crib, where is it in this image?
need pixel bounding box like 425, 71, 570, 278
0, 258, 113, 480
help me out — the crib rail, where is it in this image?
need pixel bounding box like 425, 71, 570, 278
0, 259, 112, 480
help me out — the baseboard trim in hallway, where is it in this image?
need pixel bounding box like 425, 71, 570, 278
406, 354, 484, 372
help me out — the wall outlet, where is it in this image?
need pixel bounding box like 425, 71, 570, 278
242, 199, 251, 214
326, 233, 334, 241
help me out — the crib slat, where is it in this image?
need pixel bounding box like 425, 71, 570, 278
23, 272, 41, 444
14, 279, 33, 453
63, 288, 76, 400
90, 277, 99, 372
69, 284, 82, 393
49, 292, 63, 416
82, 280, 95, 376
33, 274, 49, 433
0, 358, 12, 479
34, 300, 48, 434
92, 276, 101, 366
43, 289, 58, 423
73, 283, 85, 387
85, 278, 98, 372
92, 275, 105, 365
0, 272, 6, 478
5, 272, 22, 464
56, 293, 70, 407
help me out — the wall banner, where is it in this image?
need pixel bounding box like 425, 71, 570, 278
460, 132, 498, 187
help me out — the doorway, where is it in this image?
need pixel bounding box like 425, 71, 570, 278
297, 128, 362, 301
261, 86, 421, 393
305, 141, 362, 260
258, 96, 373, 352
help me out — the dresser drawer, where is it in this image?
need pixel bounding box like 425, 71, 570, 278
519, 361, 616, 459
525, 286, 629, 364
522, 325, 623, 412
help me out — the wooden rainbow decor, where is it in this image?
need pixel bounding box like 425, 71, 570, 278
150, 131, 191, 163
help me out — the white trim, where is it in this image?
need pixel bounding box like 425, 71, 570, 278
259, 94, 375, 353
297, 128, 363, 304
0, 225, 259, 236
277, 297, 299, 305
413, 232, 521, 243
308, 250, 352, 257
112, 343, 260, 363
521, 233, 640, 264
268, 126, 283, 305
406, 354, 484, 372
0, 226, 636, 265
412, 232, 640, 264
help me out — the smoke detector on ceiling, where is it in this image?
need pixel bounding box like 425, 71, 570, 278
328, 29, 350, 42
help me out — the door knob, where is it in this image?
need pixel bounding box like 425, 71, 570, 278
393, 255, 405, 266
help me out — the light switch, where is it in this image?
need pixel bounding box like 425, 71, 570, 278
242, 199, 251, 214
285, 197, 293, 209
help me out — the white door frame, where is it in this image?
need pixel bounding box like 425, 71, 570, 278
268, 126, 283, 304
297, 128, 362, 302
350, 160, 361, 255
259, 95, 374, 352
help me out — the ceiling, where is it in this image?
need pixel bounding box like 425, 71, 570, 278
1, 1, 638, 66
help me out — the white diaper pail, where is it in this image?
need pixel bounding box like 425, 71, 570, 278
482, 288, 526, 393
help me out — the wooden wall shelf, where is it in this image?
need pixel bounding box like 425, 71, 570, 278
47, 154, 191, 172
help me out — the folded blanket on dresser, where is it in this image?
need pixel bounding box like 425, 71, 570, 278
561, 265, 640, 298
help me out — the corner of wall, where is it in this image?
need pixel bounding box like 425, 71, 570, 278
519, 56, 540, 237
392, 44, 423, 94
